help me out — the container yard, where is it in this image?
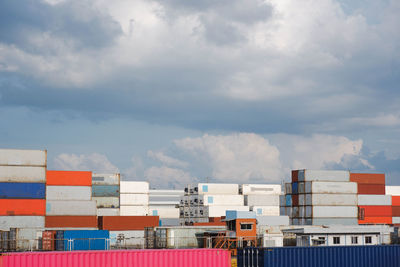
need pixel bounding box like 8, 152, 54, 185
1, 148, 400, 266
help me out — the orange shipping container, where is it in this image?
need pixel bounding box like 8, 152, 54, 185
359, 206, 392, 217
99, 216, 159, 230
0, 199, 45, 215
350, 173, 385, 185
46, 170, 92, 186
358, 217, 392, 224
392, 196, 400, 206
357, 184, 385, 195
45, 216, 98, 228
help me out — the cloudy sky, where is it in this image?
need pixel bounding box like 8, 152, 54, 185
1, 0, 399, 188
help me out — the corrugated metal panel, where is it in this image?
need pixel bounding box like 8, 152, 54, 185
120, 193, 149, 205
46, 186, 92, 201
0, 249, 231, 267
0, 149, 47, 166
92, 185, 120, 197
0, 166, 46, 183
46, 170, 92, 186
46, 201, 97, 216
299, 170, 350, 182
238, 246, 400, 267
245, 195, 279, 206
0, 216, 45, 230
0, 183, 45, 199
92, 173, 120, 185
92, 197, 119, 208
120, 181, 149, 193
63, 230, 109, 251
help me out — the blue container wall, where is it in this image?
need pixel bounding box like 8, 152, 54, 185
55, 231, 64, 251
64, 230, 109, 251
292, 182, 298, 194
285, 195, 292, 206
0, 183, 45, 199
238, 246, 400, 267
92, 185, 119, 197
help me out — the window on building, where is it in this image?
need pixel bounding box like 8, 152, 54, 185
240, 223, 253, 230
365, 236, 372, 244
351, 236, 358, 244
333, 237, 340, 244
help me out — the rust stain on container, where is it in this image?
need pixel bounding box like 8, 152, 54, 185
350, 173, 385, 184
0, 199, 45, 215
99, 216, 159, 230
357, 184, 385, 195
45, 216, 98, 228
46, 170, 92, 186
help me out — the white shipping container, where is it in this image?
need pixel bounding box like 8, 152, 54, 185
196, 194, 244, 206
386, 186, 400, 196
46, 201, 97, 216
285, 183, 292, 195
279, 195, 285, 207
0, 216, 45, 230
305, 181, 357, 194
110, 230, 145, 248
280, 206, 285, 216
285, 207, 292, 217
306, 218, 358, 225
245, 195, 280, 206
196, 183, 239, 195
393, 217, 400, 224
300, 194, 358, 206
241, 184, 281, 195
149, 189, 184, 196
299, 206, 305, 217
120, 193, 149, 205
97, 208, 120, 216
206, 205, 249, 217
92, 173, 120, 185
299, 170, 350, 182
0, 149, 46, 166
358, 195, 392, 206
120, 206, 149, 216
92, 197, 120, 208
16, 228, 44, 251
306, 206, 358, 218
148, 206, 180, 218
0, 166, 46, 183
120, 181, 149, 194
251, 206, 279, 216
46, 186, 92, 201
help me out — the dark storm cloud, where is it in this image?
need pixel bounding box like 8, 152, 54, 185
0, 0, 122, 51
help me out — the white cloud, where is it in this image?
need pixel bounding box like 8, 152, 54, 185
53, 153, 119, 172
144, 166, 194, 189
147, 150, 189, 168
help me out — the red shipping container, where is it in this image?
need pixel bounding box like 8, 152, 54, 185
392, 196, 400, 206
359, 206, 392, 217
392, 206, 400, 217
99, 216, 159, 230
292, 170, 299, 182
358, 217, 392, 224
0, 249, 231, 267
0, 199, 45, 215
45, 216, 98, 228
46, 170, 92, 186
350, 173, 385, 185
357, 184, 385, 195
194, 222, 226, 226
292, 194, 299, 206
42, 231, 56, 251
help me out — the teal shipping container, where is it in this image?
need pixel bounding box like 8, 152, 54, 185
92, 185, 119, 197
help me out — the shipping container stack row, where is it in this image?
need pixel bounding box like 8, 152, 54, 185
149, 189, 183, 226
387, 186, 400, 226
282, 170, 359, 225
120, 181, 150, 216
241, 184, 282, 217
92, 173, 120, 216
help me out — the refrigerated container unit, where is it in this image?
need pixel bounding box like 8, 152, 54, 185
120, 206, 149, 216
195, 194, 244, 206
250, 206, 280, 216
298, 170, 350, 182
120, 181, 149, 194
149, 206, 180, 218
195, 183, 239, 195
92, 173, 120, 186
240, 184, 281, 195
245, 194, 280, 206
46, 186, 92, 201
45, 200, 97, 216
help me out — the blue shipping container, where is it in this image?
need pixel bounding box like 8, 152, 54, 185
55, 230, 64, 251
92, 185, 119, 197
64, 230, 110, 251
238, 246, 400, 267
292, 182, 298, 194
285, 195, 292, 206
0, 183, 45, 199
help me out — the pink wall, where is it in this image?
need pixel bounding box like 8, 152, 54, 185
0, 249, 230, 267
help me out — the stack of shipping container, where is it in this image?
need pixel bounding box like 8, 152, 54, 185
120, 181, 149, 216
45, 171, 97, 229
242, 184, 281, 216
149, 189, 182, 226
92, 173, 120, 216
387, 186, 400, 226
284, 170, 359, 225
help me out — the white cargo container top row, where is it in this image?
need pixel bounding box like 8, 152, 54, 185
92, 173, 120, 185
386, 186, 400, 196
120, 181, 149, 194
46, 186, 92, 201
298, 170, 350, 182
304, 181, 357, 194
120, 193, 149, 205
358, 195, 392, 206
0, 166, 46, 183
195, 183, 239, 195
240, 184, 281, 195
0, 149, 47, 167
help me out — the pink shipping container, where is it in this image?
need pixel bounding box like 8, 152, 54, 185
0, 249, 230, 267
